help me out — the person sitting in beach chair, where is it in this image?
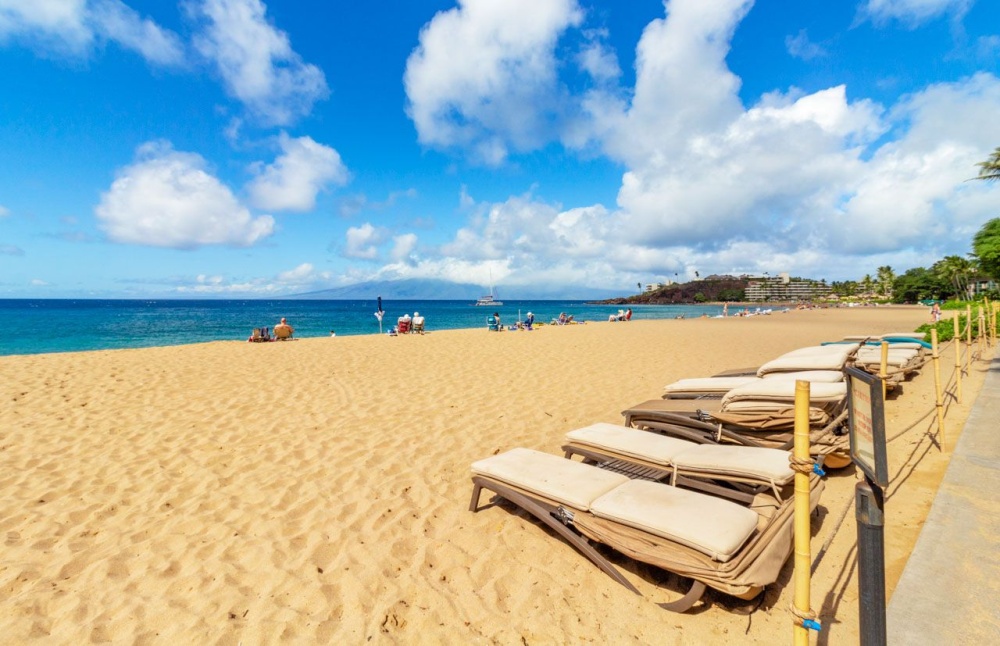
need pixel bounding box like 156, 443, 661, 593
273, 318, 293, 340
488, 313, 502, 331
248, 327, 270, 342
397, 314, 411, 334
411, 312, 425, 334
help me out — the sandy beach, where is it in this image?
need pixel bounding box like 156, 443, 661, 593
0, 306, 992, 643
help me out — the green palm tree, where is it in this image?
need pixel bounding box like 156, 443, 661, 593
861, 274, 874, 298
975, 147, 1000, 181
973, 218, 1000, 281
932, 255, 974, 300
876, 265, 895, 298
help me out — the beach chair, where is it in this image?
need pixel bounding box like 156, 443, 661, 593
561, 422, 798, 502
660, 344, 857, 400
851, 346, 925, 389
397, 319, 411, 334
470, 448, 823, 611
411, 316, 425, 334
622, 380, 851, 466
487, 315, 501, 332
249, 327, 270, 342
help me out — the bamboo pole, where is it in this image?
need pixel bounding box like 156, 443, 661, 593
879, 340, 889, 400
932, 329, 946, 446
793, 380, 814, 646
966, 304, 973, 373
954, 313, 963, 404
985, 298, 992, 346
990, 298, 996, 346
979, 307, 985, 357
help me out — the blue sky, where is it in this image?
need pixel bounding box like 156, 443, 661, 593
1, 0, 999, 298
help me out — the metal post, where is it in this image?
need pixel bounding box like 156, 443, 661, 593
856, 477, 887, 646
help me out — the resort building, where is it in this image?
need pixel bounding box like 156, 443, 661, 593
745, 273, 831, 302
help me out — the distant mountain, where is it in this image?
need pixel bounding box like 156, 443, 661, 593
286, 279, 625, 301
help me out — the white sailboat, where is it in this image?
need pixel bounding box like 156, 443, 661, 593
475, 271, 503, 306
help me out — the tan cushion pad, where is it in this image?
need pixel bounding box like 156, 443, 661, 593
566, 423, 695, 466
722, 381, 847, 407
779, 345, 855, 358
757, 353, 849, 376
471, 448, 629, 511
759, 370, 844, 382
671, 444, 794, 485
590, 479, 759, 562
664, 376, 760, 394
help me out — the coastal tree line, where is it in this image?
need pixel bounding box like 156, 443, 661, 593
866, 149, 1000, 303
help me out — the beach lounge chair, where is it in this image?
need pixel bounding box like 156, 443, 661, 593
562, 422, 798, 502
662, 371, 845, 399
412, 315, 425, 334
470, 447, 823, 611
660, 343, 857, 400
249, 327, 270, 342
622, 380, 851, 465
851, 346, 924, 389
487, 315, 501, 331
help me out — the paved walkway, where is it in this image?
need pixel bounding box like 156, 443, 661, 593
887, 355, 1000, 642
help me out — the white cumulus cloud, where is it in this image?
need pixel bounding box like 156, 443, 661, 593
0, 0, 184, 64
95, 141, 274, 248
344, 223, 387, 260
388, 0, 1000, 288
390, 233, 418, 262
190, 0, 328, 125
859, 0, 973, 26
404, 0, 583, 164
247, 133, 348, 211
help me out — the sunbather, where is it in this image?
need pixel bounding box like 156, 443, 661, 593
273, 318, 294, 340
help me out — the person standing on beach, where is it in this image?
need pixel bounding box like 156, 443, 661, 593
931, 302, 942, 322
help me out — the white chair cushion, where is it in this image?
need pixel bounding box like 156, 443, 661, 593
757, 353, 849, 376
760, 370, 844, 382
471, 448, 628, 511
590, 479, 758, 562
722, 380, 847, 407
779, 345, 855, 357
856, 348, 918, 360
566, 423, 696, 466
671, 444, 794, 485
664, 376, 760, 394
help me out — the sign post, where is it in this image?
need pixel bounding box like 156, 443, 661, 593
846, 366, 889, 646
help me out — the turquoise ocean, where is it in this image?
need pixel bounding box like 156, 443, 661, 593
0, 299, 737, 356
